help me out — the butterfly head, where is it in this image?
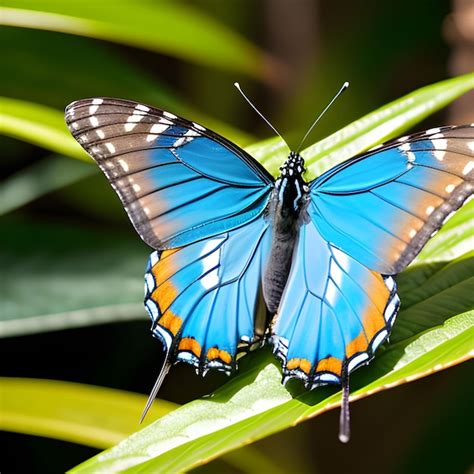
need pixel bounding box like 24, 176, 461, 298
279, 151, 306, 177
272, 151, 309, 220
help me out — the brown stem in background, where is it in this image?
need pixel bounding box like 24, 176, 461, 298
445, 0, 474, 123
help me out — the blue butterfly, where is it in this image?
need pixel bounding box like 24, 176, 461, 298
65, 97, 473, 440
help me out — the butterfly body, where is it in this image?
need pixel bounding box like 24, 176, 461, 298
65, 98, 473, 399
264, 151, 310, 313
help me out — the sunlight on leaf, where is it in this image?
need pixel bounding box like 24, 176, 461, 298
0, 155, 96, 215
246, 73, 474, 178
0, 97, 88, 161
0, 378, 177, 449
1, 0, 278, 81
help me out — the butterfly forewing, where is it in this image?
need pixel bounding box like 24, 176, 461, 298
65, 98, 274, 250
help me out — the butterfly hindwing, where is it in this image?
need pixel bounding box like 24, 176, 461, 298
65, 98, 274, 249
144, 217, 271, 372
271, 218, 398, 386
310, 125, 474, 274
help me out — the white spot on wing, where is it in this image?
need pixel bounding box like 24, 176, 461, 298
445, 184, 455, 193
118, 159, 129, 172
463, 161, 473, 176
200, 239, 223, 289
146, 123, 169, 142
132, 183, 141, 192
105, 142, 116, 154
371, 329, 388, 351
89, 99, 103, 115
89, 116, 99, 127
433, 150, 446, 161
192, 122, 205, 131
348, 353, 369, 372
431, 138, 447, 150
426, 127, 441, 135
468, 141, 474, 152
135, 104, 150, 112
399, 143, 411, 151
96, 129, 105, 139
145, 273, 155, 293
425, 205, 435, 216
150, 123, 169, 134
150, 251, 159, 266
163, 111, 177, 119
406, 151, 416, 163
409, 228, 417, 238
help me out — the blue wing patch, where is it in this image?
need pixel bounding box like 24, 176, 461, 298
310, 125, 474, 274
271, 218, 398, 387
65, 98, 273, 249
144, 217, 271, 373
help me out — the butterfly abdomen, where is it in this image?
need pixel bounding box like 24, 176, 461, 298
263, 152, 309, 313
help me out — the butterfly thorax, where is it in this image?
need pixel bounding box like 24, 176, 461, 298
263, 152, 310, 314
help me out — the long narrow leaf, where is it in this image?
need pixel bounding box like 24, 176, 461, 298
247, 73, 474, 178
1, 0, 276, 80
0, 378, 177, 449
0, 155, 96, 215
0, 97, 88, 161
71, 299, 473, 472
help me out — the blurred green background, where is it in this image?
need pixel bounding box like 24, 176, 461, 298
1, 1, 473, 473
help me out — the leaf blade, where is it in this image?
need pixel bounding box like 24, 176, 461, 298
1, 1, 276, 80
0, 378, 177, 449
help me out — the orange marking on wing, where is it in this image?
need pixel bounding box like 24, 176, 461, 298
368, 271, 390, 312
286, 358, 300, 370
286, 358, 312, 374
158, 310, 182, 335
161, 248, 180, 258
153, 248, 181, 285
362, 305, 386, 340
207, 347, 220, 360
178, 337, 201, 357
316, 357, 342, 375
346, 331, 369, 358
219, 350, 232, 365
206, 348, 232, 364
152, 279, 178, 313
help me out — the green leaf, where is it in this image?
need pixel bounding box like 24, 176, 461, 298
1, 0, 275, 80
71, 296, 473, 472
0, 219, 147, 338
247, 73, 474, 179
0, 97, 89, 161
0, 27, 253, 145
0, 155, 96, 215
0, 378, 177, 449
413, 199, 474, 265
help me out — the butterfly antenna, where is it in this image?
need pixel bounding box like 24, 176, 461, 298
234, 82, 290, 151
295, 81, 349, 154
140, 357, 171, 424
338, 360, 351, 443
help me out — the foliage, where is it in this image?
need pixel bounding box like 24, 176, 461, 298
0, 2, 472, 472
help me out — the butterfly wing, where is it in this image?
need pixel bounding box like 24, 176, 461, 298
271, 125, 473, 385
271, 219, 398, 386
144, 217, 271, 373
309, 125, 474, 274
65, 98, 273, 249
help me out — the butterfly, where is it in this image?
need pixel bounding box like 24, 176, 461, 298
65, 96, 473, 441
